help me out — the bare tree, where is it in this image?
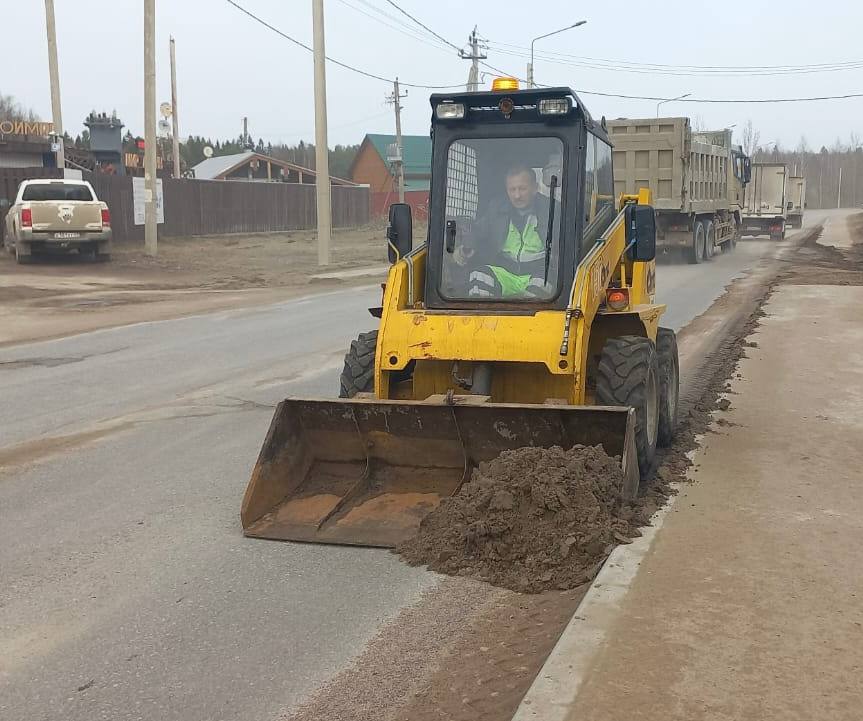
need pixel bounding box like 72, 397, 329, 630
0, 93, 39, 122
741, 119, 760, 157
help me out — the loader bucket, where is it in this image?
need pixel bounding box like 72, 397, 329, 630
241, 397, 639, 548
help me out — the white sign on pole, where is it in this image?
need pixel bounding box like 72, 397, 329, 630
133, 177, 165, 225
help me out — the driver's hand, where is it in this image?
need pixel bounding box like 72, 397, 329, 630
453, 246, 474, 266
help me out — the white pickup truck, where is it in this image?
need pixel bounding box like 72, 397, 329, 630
2, 178, 112, 264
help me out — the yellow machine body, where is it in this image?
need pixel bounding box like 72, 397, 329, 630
241, 188, 666, 547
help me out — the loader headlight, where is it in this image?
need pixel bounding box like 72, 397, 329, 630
539, 98, 571, 116
436, 102, 465, 120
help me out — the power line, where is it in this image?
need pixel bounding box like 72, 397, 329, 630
334, 0, 453, 53
486, 40, 863, 73
573, 89, 863, 103
225, 0, 462, 89
487, 45, 863, 77
379, 0, 462, 52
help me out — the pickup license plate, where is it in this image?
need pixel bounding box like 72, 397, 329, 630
53, 232, 81, 239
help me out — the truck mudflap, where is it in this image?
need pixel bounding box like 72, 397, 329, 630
240, 397, 639, 548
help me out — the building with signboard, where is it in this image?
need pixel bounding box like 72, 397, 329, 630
0, 121, 56, 168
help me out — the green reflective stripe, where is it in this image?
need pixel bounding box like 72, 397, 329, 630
489, 265, 531, 296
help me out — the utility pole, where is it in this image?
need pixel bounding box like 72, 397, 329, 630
44, 0, 65, 170
837, 166, 842, 209
144, 0, 157, 256
386, 78, 408, 203
312, 0, 331, 266
170, 36, 180, 179
459, 26, 486, 92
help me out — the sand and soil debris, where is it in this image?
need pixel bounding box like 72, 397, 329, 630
398, 445, 653, 593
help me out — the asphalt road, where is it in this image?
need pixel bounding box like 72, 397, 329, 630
0, 236, 783, 721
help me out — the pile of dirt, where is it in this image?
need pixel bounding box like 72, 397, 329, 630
398, 445, 650, 593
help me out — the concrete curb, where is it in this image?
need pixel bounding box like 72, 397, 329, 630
310, 265, 390, 281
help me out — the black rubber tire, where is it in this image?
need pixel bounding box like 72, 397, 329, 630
596, 336, 660, 478
656, 328, 679, 447
339, 330, 378, 398
15, 243, 34, 265
703, 220, 715, 260
687, 221, 705, 264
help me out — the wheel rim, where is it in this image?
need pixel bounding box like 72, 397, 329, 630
646, 366, 659, 448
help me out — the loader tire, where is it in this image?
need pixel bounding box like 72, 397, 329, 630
339, 330, 378, 397
656, 328, 679, 447
597, 336, 660, 478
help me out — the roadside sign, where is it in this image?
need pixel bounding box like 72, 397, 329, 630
133, 177, 165, 225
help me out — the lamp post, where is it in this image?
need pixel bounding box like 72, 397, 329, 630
656, 92, 691, 117
528, 20, 586, 88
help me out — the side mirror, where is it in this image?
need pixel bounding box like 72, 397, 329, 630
787, 201, 793, 210
743, 158, 752, 184
625, 204, 656, 262
386, 203, 412, 263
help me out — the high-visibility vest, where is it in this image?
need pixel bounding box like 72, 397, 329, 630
490, 216, 545, 296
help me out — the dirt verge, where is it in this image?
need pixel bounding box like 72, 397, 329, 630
0, 225, 407, 346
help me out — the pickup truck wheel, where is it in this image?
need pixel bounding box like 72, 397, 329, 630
687, 221, 705, 264
15, 244, 34, 265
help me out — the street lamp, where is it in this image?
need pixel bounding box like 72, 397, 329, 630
528, 20, 587, 88
656, 92, 691, 117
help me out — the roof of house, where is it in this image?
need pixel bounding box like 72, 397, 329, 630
192, 151, 255, 180
354, 134, 431, 178
192, 150, 357, 185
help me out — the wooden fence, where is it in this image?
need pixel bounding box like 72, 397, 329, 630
0, 168, 370, 242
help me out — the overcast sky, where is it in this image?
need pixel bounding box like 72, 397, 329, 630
4, 0, 862, 152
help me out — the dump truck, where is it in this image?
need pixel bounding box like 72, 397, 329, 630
607, 118, 751, 264
241, 81, 679, 548
786, 175, 806, 229
2, 178, 111, 263
741, 162, 788, 240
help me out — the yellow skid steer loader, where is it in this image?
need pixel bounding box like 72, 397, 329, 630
242, 80, 679, 547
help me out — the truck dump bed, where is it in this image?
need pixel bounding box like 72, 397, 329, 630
607, 117, 730, 214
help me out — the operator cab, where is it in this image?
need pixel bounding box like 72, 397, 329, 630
423, 82, 616, 311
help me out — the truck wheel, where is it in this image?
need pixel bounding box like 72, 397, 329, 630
722, 221, 738, 253
687, 221, 705, 264
703, 220, 715, 260
15, 243, 34, 265
596, 336, 660, 478
339, 331, 378, 397
656, 328, 679, 447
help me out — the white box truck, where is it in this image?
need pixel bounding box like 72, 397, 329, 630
608, 117, 750, 263
786, 175, 806, 229
741, 162, 788, 240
